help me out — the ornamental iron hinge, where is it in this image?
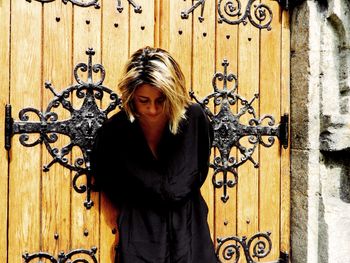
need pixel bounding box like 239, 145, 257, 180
23, 247, 98, 263
181, 0, 206, 22
5, 48, 120, 209
191, 59, 289, 203
278, 0, 290, 10
26, 0, 101, 8
25, 0, 142, 13
116, 0, 142, 13
217, 0, 274, 30
181, 0, 289, 30
216, 232, 289, 263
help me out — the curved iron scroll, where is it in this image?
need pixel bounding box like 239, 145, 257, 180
5, 48, 120, 209
181, 0, 206, 22
217, 0, 273, 30
26, 0, 101, 8
190, 59, 288, 203
117, 0, 142, 13
23, 247, 98, 263
25, 0, 142, 13
181, 0, 289, 29
216, 232, 272, 263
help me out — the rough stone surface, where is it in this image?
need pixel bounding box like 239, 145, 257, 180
291, 0, 350, 262
320, 115, 350, 151
320, 153, 350, 262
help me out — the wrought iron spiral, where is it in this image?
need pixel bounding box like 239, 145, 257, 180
216, 232, 272, 263
23, 247, 98, 263
6, 48, 120, 209
218, 0, 273, 30
191, 59, 284, 203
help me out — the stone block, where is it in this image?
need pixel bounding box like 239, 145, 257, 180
291, 2, 310, 53
320, 114, 350, 151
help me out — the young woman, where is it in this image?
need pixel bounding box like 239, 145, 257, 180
91, 47, 217, 263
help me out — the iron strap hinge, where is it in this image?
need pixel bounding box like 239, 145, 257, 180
5, 104, 13, 151
277, 251, 290, 263
277, 0, 289, 10
263, 251, 289, 263
4, 48, 120, 209
279, 113, 289, 149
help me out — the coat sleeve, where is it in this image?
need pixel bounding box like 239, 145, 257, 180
90, 122, 125, 207
90, 126, 106, 192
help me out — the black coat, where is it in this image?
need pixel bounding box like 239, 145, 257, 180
91, 103, 218, 263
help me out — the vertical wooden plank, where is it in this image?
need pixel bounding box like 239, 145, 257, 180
259, 2, 282, 260
280, 9, 291, 256
154, 0, 160, 47
8, 1, 42, 262
236, 1, 260, 262
42, 1, 72, 254
102, 2, 129, 86
99, 191, 118, 263
100, 2, 130, 262
215, 0, 239, 254
168, 1, 192, 85
72, 4, 101, 255
0, 0, 10, 262
129, 0, 154, 54
155, 0, 169, 49
192, 0, 216, 241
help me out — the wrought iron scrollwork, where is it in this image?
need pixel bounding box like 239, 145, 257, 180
181, 0, 206, 22
26, 0, 100, 8
117, 0, 142, 13
216, 232, 272, 263
217, 0, 273, 30
25, 0, 142, 13
5, 48, 120, 209
23, 247, 98, 263
190, 59, 288, 203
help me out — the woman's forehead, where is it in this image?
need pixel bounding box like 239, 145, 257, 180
135, 84, 164, 97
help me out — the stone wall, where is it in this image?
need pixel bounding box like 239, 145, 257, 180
291, 0, 350, 262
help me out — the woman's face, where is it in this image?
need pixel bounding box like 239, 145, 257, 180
133, 84, 167, 124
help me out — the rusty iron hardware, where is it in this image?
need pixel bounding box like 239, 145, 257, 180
117, 0, 142, 13
218, 0, 273, 30
279, 0, 290, 9
25, 0, 142, 13
279, 251, 290, 263
181, 0, 206, 22
181, 0, 289, 29
216, 232, 289, 263
191, 59, 289, 203
5, 48, 120, 209
26, 0, 100, 8
25, 0, 289, 25
216, 232, 272, 262
23, 247, 98, 263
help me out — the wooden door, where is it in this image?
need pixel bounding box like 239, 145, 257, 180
0, 1, 290, 262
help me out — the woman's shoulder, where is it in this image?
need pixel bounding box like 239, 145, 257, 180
105, 110, 129, 125
97, 110, 130, 136
186, 102, 208, 120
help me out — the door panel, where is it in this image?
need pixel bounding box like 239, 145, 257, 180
1, 1, 290, 262
8, 3, 42, 263
0, 0, 10, 262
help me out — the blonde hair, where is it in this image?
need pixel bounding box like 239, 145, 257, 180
118, 47, 191, 134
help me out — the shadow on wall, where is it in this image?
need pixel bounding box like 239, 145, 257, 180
321, 151, 350, 203
319, 151, 350, 262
